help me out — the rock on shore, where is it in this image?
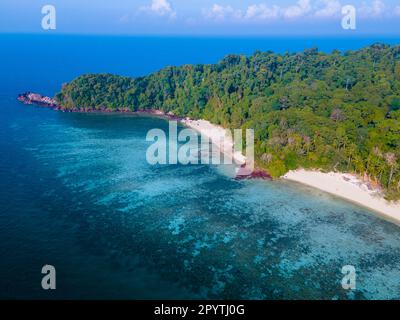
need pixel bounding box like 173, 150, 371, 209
17, 92, 59, 108
235, 165, 272, 180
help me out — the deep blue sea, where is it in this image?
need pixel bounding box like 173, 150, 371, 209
1, 34, 400, 299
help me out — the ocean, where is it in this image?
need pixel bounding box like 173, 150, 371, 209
0, 34, 400, 299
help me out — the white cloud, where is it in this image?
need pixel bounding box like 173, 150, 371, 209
204, 0, 312, 22
140, 0, 177, 19
204, 3, 282, 22
202, 4, 242, 21
244, 4, 281, 20
314, 0, 342, 18
283, 0, 311, 19
203, 0, 393, 23
359, 0, 385, 18
395, 5, 400, 16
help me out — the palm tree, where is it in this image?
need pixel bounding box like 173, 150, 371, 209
385, 152, 398, 188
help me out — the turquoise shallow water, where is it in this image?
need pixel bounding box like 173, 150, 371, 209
1, 35, 400, 299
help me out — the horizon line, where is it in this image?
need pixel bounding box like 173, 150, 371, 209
1, 32, 400, 38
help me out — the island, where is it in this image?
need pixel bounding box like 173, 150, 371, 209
18, 43, 400, 223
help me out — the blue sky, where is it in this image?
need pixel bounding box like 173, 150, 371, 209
1, 0, 400, 35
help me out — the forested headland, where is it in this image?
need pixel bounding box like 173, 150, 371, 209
55, 43, 400, 200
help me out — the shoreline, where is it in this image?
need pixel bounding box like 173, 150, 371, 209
180, 118, 247, 166
17, 93, 246, 165
17, 92, 269, 179
178, 118, 271, 180
282, 169, 400, 225
18, 92, 400, 222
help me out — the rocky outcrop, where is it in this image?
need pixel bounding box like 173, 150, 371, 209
17, 92, 179, 116
17, 92, 59, 108
235, 165, 272, 180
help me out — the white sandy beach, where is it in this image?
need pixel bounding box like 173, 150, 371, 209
180, 118, 247, 165
180, 118, 400, 225
283, 169, 400, 224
